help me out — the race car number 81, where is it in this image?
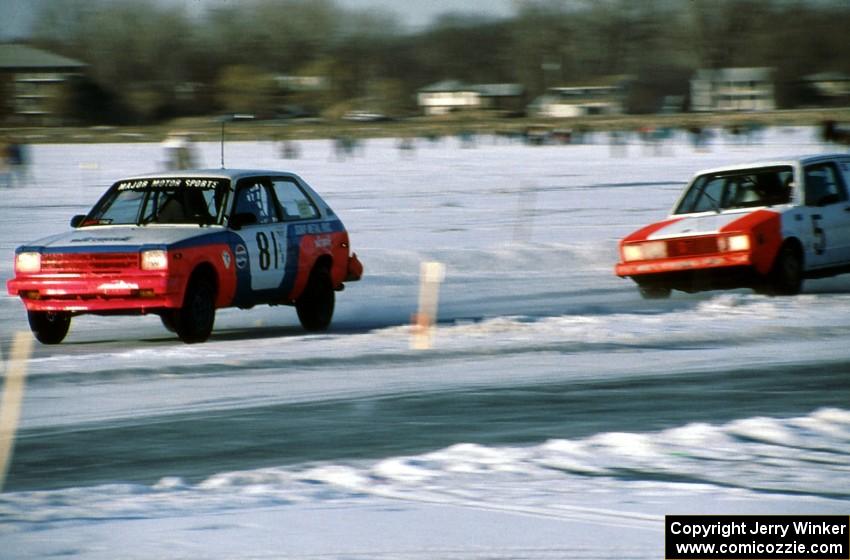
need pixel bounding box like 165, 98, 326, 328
256, 231, 280, 270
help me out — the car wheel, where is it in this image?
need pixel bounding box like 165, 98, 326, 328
27, 310, 71, 344
160, 312, 178, 333
637, 283, 671, 300
767, 243, 803, 296
174, 275, 216, 343
296, 265, 335, 331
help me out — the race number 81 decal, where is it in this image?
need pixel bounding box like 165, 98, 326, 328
256, 231, 281, 270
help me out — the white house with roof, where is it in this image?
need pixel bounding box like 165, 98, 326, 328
528, 78, 629, 118
0, 44, 87, 124
802, 71, 850, 104
417, 80, 524, 116
690, 67, 775, 112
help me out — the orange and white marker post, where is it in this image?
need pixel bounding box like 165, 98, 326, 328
0, 333, 33, 492
412, 261, 446, 350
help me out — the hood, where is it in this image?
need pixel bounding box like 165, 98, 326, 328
646, 209, 772, 240
20, 225, 223, 252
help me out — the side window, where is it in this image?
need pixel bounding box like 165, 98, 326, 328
271, 178, 319, 220
804, 163, 848, 207
233, 180, 278, 224
725, 176, 757, 207
840, 161, 850, 195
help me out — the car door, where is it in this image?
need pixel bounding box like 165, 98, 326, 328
231, 177, 289, 294
801, 161, 850, 269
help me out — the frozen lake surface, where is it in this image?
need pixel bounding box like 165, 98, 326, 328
1, 127, 849, 558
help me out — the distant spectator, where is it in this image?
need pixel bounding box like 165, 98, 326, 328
0, 138, 10, 188
163, 132, 199, 170
280, 140, 300, 159
397, 136, 416, 158
822, 120, 850, 147
7, 139, 30, 186
0, 137, 30, 187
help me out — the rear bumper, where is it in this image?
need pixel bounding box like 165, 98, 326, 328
346, 253, 363, 282
7, 273, 184, 313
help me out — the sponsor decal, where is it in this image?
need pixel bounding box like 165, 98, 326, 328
98, 280, 139, 291
234, 244, 248, 270
222, 250, 232, 269
313, 235, 332, 249
294, 222, 334, 235
71, 236, 132, 243
117, 180, 150, 191
116, 178, 225, 191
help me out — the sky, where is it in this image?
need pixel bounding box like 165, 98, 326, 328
0, 0, 519, 40
335, 0, 517, 28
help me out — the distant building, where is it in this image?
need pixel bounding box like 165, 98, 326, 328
690, 67, 775, 112
528, 77, 630, 118
417, 80, 478, 115
660, 95, 686, 114
275, 75, 329, 93
274, 74, 329, 118
0, 44, 87, 125
475, 83, 525, 113
417, 80, 524, 116
801, 72, 850, 106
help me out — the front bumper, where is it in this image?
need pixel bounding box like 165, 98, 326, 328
615, 253, 765, 293
7, 273, 184, 313
615, 252, 752, 277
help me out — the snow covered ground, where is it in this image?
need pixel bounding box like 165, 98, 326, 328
1, 127, 849, 559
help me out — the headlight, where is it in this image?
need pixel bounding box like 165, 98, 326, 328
15, 252, 41, 274
641, 241, 668, 259
622, 240, 667, 262
718, 234, 750, 252
140, 249, 168, 271
622, 244, 644, 262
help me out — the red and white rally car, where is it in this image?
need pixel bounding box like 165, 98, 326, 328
7, 169, 363, 344
616, 154, 850, 298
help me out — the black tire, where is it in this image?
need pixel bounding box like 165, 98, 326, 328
160, 312, 178, 333
638, 283, 671, 300
766, 243, 803, 296
27, 310, 71, 344
296, 265, 335, 331
174, 274, 216, 343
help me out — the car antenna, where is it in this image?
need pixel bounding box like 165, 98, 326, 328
219, 114, 255, 168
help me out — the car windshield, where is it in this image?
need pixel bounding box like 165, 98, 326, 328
674, 166, 793, 215
83, 178, 230, 226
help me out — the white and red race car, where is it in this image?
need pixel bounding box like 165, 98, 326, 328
7, 169, 363, 344
616, 154, 850, 298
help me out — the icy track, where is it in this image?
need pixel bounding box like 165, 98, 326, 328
1, 127, 849, 559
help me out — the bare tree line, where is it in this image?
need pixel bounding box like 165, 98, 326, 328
25, 0, 850, 123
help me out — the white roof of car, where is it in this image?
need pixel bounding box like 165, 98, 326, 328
118, 169, 301, 182
694, 154, 849, 176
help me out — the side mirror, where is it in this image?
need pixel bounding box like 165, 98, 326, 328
229, 212, 257, 230
70, 215, 87, 228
